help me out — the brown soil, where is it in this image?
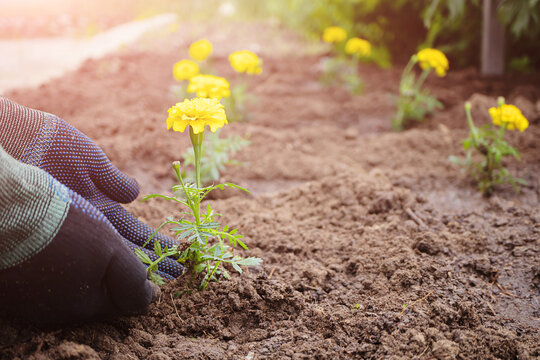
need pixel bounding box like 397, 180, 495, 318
1, 21, 539, 359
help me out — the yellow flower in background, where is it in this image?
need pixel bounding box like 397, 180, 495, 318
167, 98, 227, 134
187, 74, 231, 100
229, 50, 262, 74
173, 59, 200, 81
322, 26, 347, 43
345, 37, 371, 57
489, 104, 529, 132
417, 48, 449, 77
189, 39, 213, 61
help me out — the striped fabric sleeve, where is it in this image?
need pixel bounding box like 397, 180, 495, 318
0, 145, 70, 270
0, 96, 46, 160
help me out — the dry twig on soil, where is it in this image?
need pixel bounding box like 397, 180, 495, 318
394, 290, 434, 319
268, 266, 276, 280
170, 292, 183, 322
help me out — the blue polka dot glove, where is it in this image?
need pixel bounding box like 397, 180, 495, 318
0, 96, 184, 280
1, 145, 159, 324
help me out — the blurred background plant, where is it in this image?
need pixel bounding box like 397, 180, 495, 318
319, 26, 372, 95
224, 50, 262, 122
392, 48, 447, 131
228, 0, 540, 71
450, 98, 528, 195
170, 39, 255, 184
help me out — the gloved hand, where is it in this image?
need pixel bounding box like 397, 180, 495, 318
0, 96, 183, 279
0, 146, 158, 324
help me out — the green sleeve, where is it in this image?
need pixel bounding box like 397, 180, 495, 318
0, 145, 70, 270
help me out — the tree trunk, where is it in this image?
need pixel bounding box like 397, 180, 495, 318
481, 0, 505, 75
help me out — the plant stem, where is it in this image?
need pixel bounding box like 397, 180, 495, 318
498, 121, 506, 141
465, 104, 478, 146
415, 68, 431, 93
189, 127, 205, 226
400, 55, 417, 91
173, 161, 197, 224
202, 260, 221, 290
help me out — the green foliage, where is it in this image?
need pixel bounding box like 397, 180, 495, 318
222, 82, 257, 123
449, 102, 526, 195
250, 0, 539, 69
498, 0, 540, 39
269, 0, 398, 66
137, 164, 262, 289
320, 57, 364, 95
181, 131, 250, 185
392, 55, 443, 131
508, 55, 535, 74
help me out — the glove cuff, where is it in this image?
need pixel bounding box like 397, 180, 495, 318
0, 145, 70, 269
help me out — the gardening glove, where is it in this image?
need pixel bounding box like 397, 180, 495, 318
0, 145, 160, 324
0, 96, 183, 279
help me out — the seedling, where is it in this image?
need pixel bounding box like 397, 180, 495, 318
392, 48, 447, 131
449, 97, 528, 195
320, 27, 371, 95
225, 50, 262, 122
136, 98, 262, 289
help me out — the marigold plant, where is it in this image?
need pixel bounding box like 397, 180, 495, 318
489, 104, 529, 132
189, 39, 213, 61
229, 50, 262, 75
137, 97, 261, 289
224, 50, 261, 123
167, 97, 227, 134
173, 59, 200, 81
187, 74, 231, 100
417, 48, 449, 77
450, 97, 528, 195
322, 26, 347, 43
345, 37, 371, 57
392, 48, 448, 131
320, 34, 371, 95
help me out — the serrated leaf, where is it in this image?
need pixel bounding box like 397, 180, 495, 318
236, 257, 263, 266
177, 230, 193, 240
232, 263, 243, 273
224, 183, 251, 193
134, 249, 152, 265
236, 237, 249, 250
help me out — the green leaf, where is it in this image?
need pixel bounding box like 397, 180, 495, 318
224, 183, 251, 193
176, 229, 192, 240
154, 240, 162, 257
134, 249, 152, 265
236, 257, 263, 266
232, 263, 242, 273
148, 272, 165, 285
236, 237, 249, 251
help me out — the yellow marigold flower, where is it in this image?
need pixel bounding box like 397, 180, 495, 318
187, 74, 231, 100
345, 37, 371, 57
322, 26, 347, 43
489, 104, 529, 132
417, 48, 449, 77
229, 50, 262, 74
189, 39, 213, 61
173, 59, 199, 81
166, 98, 227, 134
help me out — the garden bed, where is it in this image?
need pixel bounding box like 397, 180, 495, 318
1, 21, 539, 359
